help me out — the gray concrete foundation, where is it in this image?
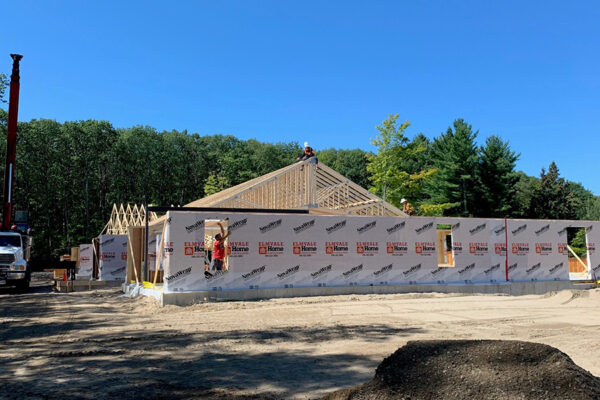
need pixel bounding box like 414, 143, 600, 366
122, 281, 596, 307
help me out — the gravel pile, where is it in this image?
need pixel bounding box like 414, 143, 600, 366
322, 340, 600, 400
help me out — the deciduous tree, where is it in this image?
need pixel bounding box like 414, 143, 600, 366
366, 114, 437, 210
318, 148, 371, 189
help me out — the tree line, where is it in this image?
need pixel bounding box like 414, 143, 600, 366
0, 77, 597, 264
0, 110, 300, 263
364, 114, 600, 221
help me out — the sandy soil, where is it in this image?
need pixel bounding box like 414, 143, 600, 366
1, 273, 599, 399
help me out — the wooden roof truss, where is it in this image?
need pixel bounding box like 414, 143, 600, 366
179, 160, 406, 217
102, 203, 158, 235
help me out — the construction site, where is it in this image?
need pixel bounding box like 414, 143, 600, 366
2, 155, 599, 398
46, 157, 598, 302
3, 8, 600, 397
1, 95, 600, 398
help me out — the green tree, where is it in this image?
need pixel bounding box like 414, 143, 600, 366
203, 173, 230, 196
528, 162, 577, 219
400, 133, 432, 175
473, 135, 520, 217
110, 126, 162, 205
568, 181, 594, 220
15, 119, 67, 260
366, 114, 437, 208
583, 196, 600, 220
513, 172, 538, 218
318, 148, 371, 189
61, 120, 118, 244
569, 228, 587, 258
426, 119, 479, 216
0, 73, 8, 103
245, 139, 299, 178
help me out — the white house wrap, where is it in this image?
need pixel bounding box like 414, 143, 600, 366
155, 211, 592, 294
98, 234, 128, 281
77, 243, 94, 278
505, 220, 571, 282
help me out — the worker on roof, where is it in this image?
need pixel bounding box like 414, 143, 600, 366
296, 141, 318, 164
400, 198, 415, 216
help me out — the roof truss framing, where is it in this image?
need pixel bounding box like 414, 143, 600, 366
177, 160, 406, 217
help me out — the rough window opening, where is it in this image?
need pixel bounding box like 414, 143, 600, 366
204, 219, 230, 272
566, 227, 589, 274
436, 224, 455, 267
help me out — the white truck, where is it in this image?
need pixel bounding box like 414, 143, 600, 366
0, 231, 31, 291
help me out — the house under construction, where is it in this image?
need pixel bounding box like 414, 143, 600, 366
114, 160, 405, 285
154, 159, 406, 219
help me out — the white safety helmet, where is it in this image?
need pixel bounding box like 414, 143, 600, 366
304, 141, 310, 148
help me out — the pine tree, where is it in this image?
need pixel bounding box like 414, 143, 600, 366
528, 162, 577, 219
473, 135, 520, 217
426, 119, 479, 216
513, 172, 539, 218
0, 73, 8, 103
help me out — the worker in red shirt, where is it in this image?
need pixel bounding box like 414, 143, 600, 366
212, 221, 231, 271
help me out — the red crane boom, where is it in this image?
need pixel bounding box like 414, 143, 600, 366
2, 54, 23, 231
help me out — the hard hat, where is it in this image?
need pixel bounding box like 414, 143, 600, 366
304, 142, 309, 148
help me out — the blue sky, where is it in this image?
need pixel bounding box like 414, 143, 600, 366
2, 1, 599, 193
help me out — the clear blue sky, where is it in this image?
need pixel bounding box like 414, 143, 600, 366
2, 1, 599, 193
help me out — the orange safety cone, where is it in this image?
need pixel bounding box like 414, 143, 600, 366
63, 270, 67, 282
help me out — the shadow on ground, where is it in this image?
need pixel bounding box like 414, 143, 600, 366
0, 285, 425, 400
0, 271, 55, 296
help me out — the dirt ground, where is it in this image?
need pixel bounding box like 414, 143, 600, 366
324, 340, 600, 399
1, 273, 599, 399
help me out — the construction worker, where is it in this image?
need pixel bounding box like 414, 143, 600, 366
211, 221, 231, 271
296, 142, 318, 166
400, 198, 415, 215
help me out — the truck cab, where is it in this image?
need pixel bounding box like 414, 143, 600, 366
0, 231, 31, 291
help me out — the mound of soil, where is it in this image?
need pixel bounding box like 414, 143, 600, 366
323, 340, 600, 400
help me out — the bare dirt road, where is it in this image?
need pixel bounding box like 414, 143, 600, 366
1, 274, 599, 399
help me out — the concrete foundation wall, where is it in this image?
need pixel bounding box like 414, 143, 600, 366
123, 281, 596, 307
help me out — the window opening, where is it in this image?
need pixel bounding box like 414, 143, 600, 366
566, 227, 589, 274
436, 224, 455, 267
204, 219, 230, 273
